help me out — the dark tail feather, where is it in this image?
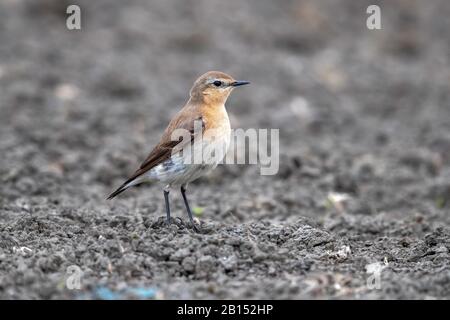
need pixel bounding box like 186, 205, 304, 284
107, 170, 145, 200
107, 181, 131, 200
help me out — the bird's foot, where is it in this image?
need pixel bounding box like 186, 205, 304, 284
188, 217, 201, 233
190, 222, 200, 233
173, 217, 200, 233
156, 216, 201, 233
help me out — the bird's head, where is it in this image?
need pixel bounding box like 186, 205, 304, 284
190, 71, 249, 105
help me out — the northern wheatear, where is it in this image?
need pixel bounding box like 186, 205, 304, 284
107, 71, 249, 231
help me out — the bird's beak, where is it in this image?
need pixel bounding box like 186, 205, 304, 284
231, 80, 250, 87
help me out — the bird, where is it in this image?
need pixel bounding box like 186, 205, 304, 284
107, 71, 250, 231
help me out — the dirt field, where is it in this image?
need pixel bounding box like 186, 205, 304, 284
1, 0, 449, 299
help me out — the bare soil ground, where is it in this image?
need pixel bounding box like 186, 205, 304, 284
0, 0, 449, 299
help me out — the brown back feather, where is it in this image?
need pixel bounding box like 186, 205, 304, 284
115, 107, 205, 191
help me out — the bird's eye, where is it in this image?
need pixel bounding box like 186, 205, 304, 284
213, 80, 222, 87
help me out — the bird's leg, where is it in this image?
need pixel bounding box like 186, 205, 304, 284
163, 187, 171, 225
180, 185, 199, 232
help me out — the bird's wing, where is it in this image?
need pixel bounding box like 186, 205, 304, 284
138, 115, 205, 171
107, 108, 206, 200
125, 114, 205, 184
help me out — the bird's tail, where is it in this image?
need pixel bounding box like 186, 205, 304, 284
107, 176, 142, 200
107, 183, 129, 199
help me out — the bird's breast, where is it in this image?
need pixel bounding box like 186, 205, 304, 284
203, 104, 231, 154
203, 104, 230, 134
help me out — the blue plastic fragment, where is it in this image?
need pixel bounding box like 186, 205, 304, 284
95, 287, 119, 300
92, 286, 157, 300
127, 287, 157, 299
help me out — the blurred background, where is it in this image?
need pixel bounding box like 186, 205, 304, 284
0, 0, 449, 299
